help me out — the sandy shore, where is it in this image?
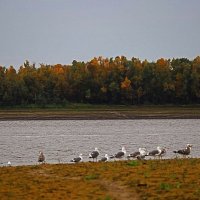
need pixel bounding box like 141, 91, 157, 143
1, 115, 200, 120
1, 106, 200, 120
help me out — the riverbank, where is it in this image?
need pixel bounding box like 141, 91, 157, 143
1, 159, 200, 200
0, 105, 200, 120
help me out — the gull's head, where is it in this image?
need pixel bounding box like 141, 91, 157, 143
79, 154, 83, 159
139, 148, 148, 156
187, 144, 192, 148
139, 147, 147, 151
94, 147, 99, 151
122, 146, 126, 153
8, 161, 11, 166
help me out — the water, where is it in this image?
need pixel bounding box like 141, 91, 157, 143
0, 119, 200, 166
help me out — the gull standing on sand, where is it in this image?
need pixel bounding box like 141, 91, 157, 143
111, 146, 126, 160
173, 144, 192, 158
136, 148, 149, 160
70, 154, 83, 163
38, 151, 45, 164
99, 154, 109, 162
148, 146, 163, 159
127, 150, 140, 159
89, 147, 99, 162
127, 147, 148, 160
159, 147, 167, 159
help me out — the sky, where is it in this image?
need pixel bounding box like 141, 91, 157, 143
0, 0, 200, 68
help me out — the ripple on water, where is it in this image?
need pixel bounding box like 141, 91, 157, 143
0, 119, 200, 166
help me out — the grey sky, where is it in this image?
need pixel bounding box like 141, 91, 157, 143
0, 0, 200, 68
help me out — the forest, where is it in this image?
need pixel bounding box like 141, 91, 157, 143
0, 56, 200, 106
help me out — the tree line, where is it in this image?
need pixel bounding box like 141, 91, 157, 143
0, 56, 200, 106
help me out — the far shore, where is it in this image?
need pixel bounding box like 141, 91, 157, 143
0, 114, 200, 121
0, 105, 200, 120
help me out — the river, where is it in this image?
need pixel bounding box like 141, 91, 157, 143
0, 119, 199, 166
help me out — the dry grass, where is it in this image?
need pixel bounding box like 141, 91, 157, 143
1, 159, 200, 200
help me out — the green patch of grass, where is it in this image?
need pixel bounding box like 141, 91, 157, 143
170, 173, 178, 180
5, 192, 14, 198
176, 182, 181, 189
143, 172, 150, 178
104, 195, 112, 200
85, 174, 99, 180
194, 188, 200, 197
127, 160, 139, 167
159, 182, 173, 191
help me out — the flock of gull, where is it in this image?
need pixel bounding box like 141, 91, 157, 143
36, 144, 193, 164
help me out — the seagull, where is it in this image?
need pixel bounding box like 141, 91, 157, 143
111, 146, 126, 160
173, 144, 192, 158
89, 147, 99, 162
7, 161, 11, 166
159, 147, 167, 159
38, 151, 45, 164
70, 154, 83, 163
127, 151, 140, 159
136, 148, 149, 160
99, 154, 109, 162
148, 146, 163, 159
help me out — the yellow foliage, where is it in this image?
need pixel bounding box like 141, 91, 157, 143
193, 56, 200, 64
156, 58, 169, 71
121, 77, 131, 89
192, 56, 200, 73
134, 59, 142, 70
53, 64, 64, 74
90, 57, 99, 66
6, 66, 16, 74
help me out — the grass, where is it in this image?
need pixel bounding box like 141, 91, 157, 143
85, 174, 99, 180
159, 182, 173, 191
127, 160, 139, 167
0, 159, 200, 200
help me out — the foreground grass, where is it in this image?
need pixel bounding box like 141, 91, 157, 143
0, 104, 200, 120
1, 159, 200, 200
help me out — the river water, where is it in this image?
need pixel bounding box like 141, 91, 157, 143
0, 119, 199, 166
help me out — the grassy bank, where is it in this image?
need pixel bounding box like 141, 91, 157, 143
0, 104, 200, 120
0, 159, 200, 200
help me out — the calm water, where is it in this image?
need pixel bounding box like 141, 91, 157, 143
0, 119, 200, 166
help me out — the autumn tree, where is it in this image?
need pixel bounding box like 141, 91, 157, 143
191, 56, 200, 102
0, 56, 200, 106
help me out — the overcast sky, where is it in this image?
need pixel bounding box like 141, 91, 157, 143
0, 0, 200, 68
